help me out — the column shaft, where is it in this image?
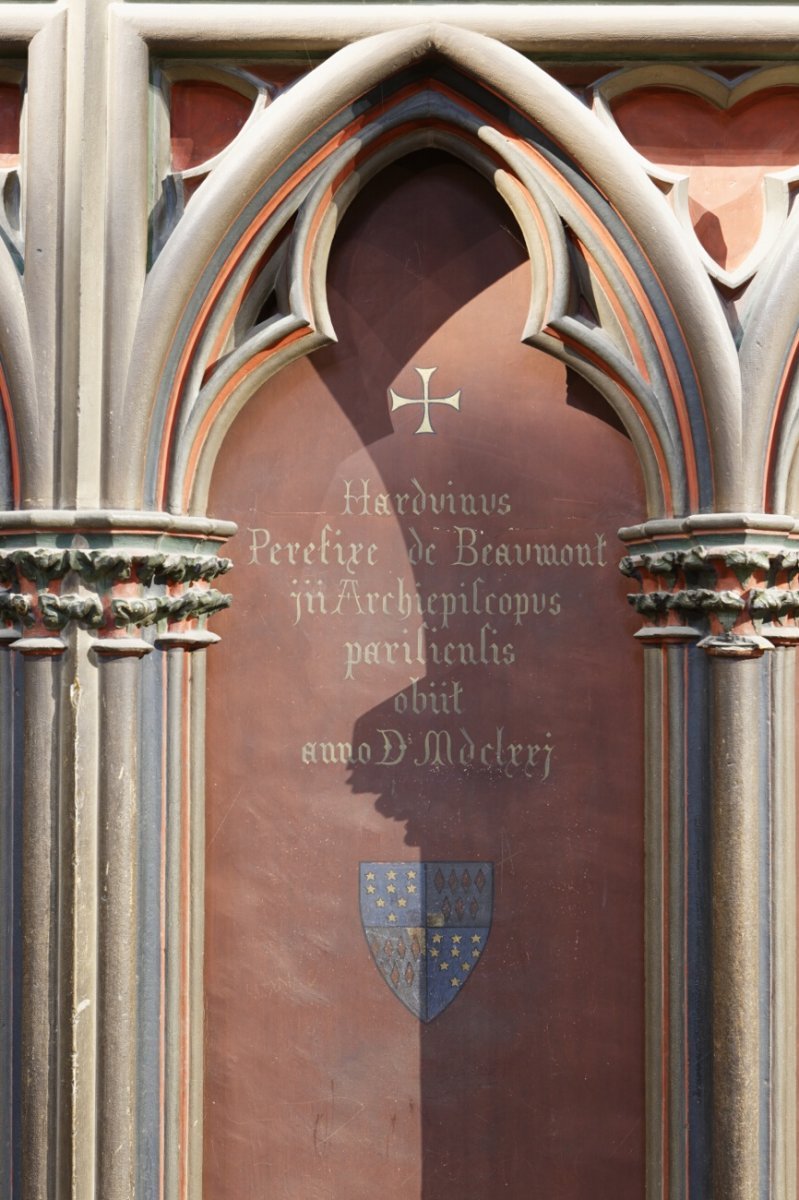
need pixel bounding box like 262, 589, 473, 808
711, 657, 763, 1200
96, 655, 140, 1200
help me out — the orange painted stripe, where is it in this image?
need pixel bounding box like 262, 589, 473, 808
204, 226, 294, 380
577, 244, 649, 379
0, 363, 20, 506
763, 325, 799, 510
181, 325, 309, 506
545, 326, 674, 513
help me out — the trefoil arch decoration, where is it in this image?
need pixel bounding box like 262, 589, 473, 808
592, 65, 799, 293
149, 62, 275, 262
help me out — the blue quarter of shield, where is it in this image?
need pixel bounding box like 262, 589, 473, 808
360, 862, 493, 1022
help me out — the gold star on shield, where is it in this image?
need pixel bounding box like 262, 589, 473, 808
440, 962, 449, 971
407, 870, 417, 879
450, 977, 461, 988
432, 934, 443, 944
462, 963, 470, 972
387, 884, 396, 893
366, 885, 375, 894
471, 934, 481, 944
388, 914, 398, 923
472, 949, 480, 957
387, 870, 397, 880
452, 935, 462, 944
398, 898, 407, 907
376, 899, 385, 908
366, 872, 375, 881
430, 948, 439, 958
407, 884, 416, 893
451, 947, 460, 958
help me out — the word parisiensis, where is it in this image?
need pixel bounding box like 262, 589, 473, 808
344, 619, 514, 681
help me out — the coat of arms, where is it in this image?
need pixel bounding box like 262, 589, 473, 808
360, 861, 493, 1022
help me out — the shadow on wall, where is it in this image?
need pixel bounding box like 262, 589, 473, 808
204, 150, 646, 1200
320, 151, 646, 1198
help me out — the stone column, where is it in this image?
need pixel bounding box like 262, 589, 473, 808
0, 514, 234, 1200
622, 514, 798, 1200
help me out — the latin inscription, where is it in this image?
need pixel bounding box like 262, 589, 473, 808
247, 476, 610, 783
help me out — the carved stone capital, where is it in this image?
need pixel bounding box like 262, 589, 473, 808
620, 513, 799, 657
0, 511, 236, 655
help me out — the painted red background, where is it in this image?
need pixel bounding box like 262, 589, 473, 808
205, 153, 646, 1199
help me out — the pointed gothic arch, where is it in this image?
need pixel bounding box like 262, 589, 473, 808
124, 23, 742, 522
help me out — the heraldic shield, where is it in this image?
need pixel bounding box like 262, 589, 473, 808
360, 862, 493, 1022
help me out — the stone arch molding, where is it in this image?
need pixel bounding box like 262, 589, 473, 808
0, 64, 34, 512
127, 23, 743, 522
739, 172, 799, 514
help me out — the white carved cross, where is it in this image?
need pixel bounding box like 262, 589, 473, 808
389, 367, 461, 435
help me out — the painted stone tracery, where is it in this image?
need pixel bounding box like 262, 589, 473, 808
150, 64, 279, 260
593, 66, 799, 293
0, 69, 24, 272
0, 8, 798, 1200
136, 44, 728, 521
